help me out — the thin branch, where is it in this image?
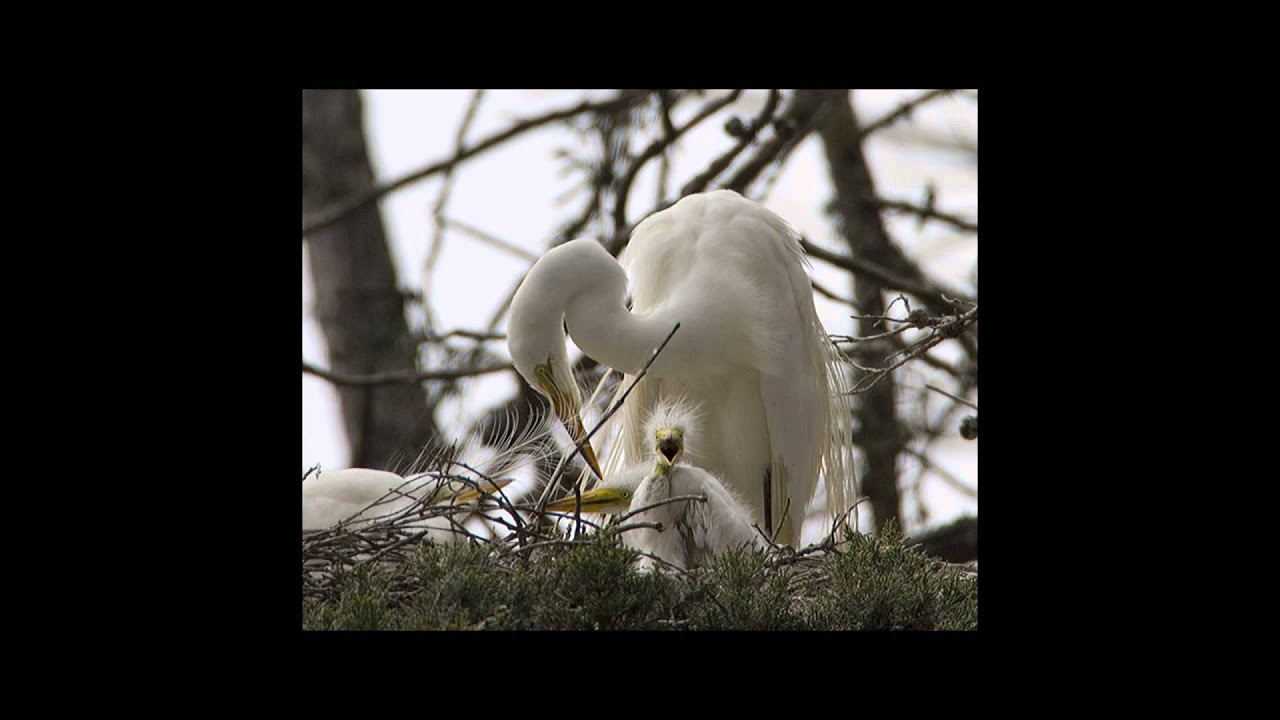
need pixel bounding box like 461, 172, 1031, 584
441, 217, 539, 262
844, 306, 978, 395
302, 91, 646, 237
724, 90, 831, 193
874, 196, 978, 234
811, 279, 856, 307
681, 89, 780, 196
924, 383, 978, 411
302, 360, 511, 387
903, 447, 977, 500
800, 237, 972, 306
423, 89, 486, 330
613, 493, 708, 523
603, 90, 825, 258
420, 328, 507, 343
612, 90, 742, 232
860, 89, 960, 138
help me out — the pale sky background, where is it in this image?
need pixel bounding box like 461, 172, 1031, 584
302, 89, 977, 543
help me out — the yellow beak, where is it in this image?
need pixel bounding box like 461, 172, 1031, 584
544, 487, 631, 515
449, 477, 516, 505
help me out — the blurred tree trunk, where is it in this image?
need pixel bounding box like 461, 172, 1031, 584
811, 89, 903, 532
302, 89, 440, 469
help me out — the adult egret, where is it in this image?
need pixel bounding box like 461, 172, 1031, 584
301, 467, 514, 534
509, 190, 854, 544
544, 396, 762, 570
303, 406, 552, 536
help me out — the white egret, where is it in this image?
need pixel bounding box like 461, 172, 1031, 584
544, 396, 762, 570
302, 406, 553, 537
509, 190, 854, 545
301, 467, 514, 534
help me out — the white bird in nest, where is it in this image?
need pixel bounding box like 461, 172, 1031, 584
302, 406, 553, 539
545, 396, 764, 571
509, 189, 856, 545
301, 468, 514, 536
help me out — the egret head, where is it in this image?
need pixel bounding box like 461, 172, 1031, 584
643, 394, 703, 467
509, 240, 608, 480
543, 465, 647, 515
654, 427, 684, 466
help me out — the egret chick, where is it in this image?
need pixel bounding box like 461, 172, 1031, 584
545, 397, 763, 570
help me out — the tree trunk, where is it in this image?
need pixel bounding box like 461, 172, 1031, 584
811, 89, 903, 532
302, 89, 440, 469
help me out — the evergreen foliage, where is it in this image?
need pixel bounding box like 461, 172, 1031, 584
303, 522, 977, 631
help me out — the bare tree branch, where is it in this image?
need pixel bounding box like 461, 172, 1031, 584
680, 89, 779, 196
441, 217, 539, 262
422, 89, 487, 331
303, 360, 512, 387
302, 91, 648, 237
860, 89, 961, 138
419, 328, 507, 344
874, 196, 978, 234
800, 237, 971, 305
612, 89, 743, 232
924, 383, 978, 411
723, 90, 831, 194
844, 306, 978, 395
903, 447, 977, 499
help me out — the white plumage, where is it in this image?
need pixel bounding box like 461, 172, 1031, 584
509, 190, 855, 545
301, 468, 505, 534
302, 405, 554, 538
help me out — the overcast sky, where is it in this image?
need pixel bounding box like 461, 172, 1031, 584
303, 89, 977, 541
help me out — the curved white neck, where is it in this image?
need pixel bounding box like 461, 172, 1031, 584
564, 271, 687, 377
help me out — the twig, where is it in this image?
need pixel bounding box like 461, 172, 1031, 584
423, 89, 487, 331
923, 384, 978, 411
441, 217, 539, 262
874, 196, 977, 234
811, 279, 856, 307
903, 447, 977, 500
771, 497, 792, 544
800, 237, 971, 306
613, 493, 708, 523
420, 328, 507, 343
830, 324, 915, 345
302, 91, 647, 236
844, 306, 978, 395
610, 521, 666, 534
612, 90, 742, 232
723, 89, 831, 193
302, 360, 511, 387
860, 89, 960, 138
680, 89, 779, 196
